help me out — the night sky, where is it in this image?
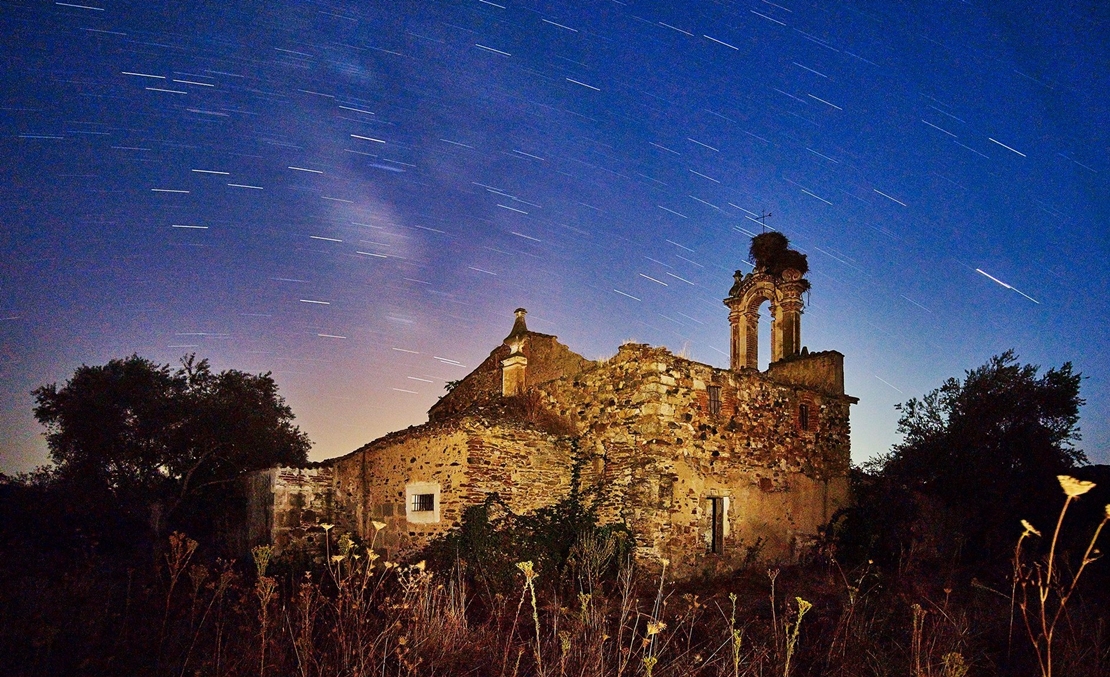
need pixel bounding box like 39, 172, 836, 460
3, 0, 1108, 474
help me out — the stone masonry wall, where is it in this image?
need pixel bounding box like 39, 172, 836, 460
331, 424, 470, 559
327, 418, 574, 561
428, 332, 593, 421
765, 350, 846, 396
539, 343, 853, 577
462, 423, 575, 512
268, 466, 343, 555
226, 469, 278, 557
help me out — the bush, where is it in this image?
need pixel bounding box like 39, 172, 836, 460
423, 490, 633, 606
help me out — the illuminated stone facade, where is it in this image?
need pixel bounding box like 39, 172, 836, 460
246, 260, 857, 577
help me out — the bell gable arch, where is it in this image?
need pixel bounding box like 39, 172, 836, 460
724, 269, 805, 371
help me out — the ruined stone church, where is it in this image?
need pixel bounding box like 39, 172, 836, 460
242, 235, 857, 578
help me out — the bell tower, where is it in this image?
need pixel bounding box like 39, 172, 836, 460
724, 233, 809, 371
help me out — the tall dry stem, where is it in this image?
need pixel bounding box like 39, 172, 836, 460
782, 597, 812, 677
729, 592, 744, 677
516, 561, 543, 676
642, 559, 669, 677
911, 603, 926, 677
159, 532, 198, 663
768, 567, 781, 660
252, 544, 277, 677
1014, 475, 1108, 677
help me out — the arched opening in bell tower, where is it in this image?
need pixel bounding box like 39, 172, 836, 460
725, 255, 807, 372
755, 297, 774, 371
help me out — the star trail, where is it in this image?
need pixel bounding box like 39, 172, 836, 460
2, 0, 1108, 472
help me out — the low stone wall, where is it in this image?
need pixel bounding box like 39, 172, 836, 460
332, 425, 471, 559
268, 466, 342, 556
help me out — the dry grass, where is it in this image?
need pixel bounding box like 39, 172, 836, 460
1, 502, 1109, 677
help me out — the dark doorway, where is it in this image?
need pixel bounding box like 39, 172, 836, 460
709, 497, 725, 555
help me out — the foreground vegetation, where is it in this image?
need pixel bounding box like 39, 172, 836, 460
1, 475, 1107, 677
3, 351, 1107, 675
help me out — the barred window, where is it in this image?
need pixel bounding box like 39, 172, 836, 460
405, 482, 440, 523
799, 403, 810, 431
411, 493, 435, 512
707, 385, 721, 416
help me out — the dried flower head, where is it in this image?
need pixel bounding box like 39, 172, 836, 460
319, 523, 335, 532
414, 560, 426, 572
647, 620, 667, 636
372, 520, 387, 531
1021, 519, 1042, 537
516, 560, 537, 581
1105, 505, 1110, 519
251, 544, 273, 577
1058, 475, 1096, 498
331, 554, 345, 564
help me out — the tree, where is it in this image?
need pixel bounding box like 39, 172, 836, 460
32, 354, 310, 540
840, 351, 1085, 572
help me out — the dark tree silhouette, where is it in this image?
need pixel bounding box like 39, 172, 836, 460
839, 350, 1085, 572
32, 354, 310, 541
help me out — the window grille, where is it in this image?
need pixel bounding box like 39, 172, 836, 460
411, 493, 435, 512
707, 385, 721, 416
799, 403, 810, 431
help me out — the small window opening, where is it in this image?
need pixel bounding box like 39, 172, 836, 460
411, 493, 435, 512
799, 403, 810, 431
707, 385, 721, 416
709, 497, 725, 555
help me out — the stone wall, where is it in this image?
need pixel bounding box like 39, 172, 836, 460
766, 350, 846, 396
331, 423, 471, 559
255, 340, 853, 577
539, 343, 853, 576
224, 469, 277, 557
261, 466, 343, 555
327, 417, 575, 561
429, 332, 593, 421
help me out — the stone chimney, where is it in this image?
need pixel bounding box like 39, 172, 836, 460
501, 308, 528, 396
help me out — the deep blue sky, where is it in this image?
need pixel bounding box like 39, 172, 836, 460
2, 0, 1108, 473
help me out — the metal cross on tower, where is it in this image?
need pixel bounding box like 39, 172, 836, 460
757, 210, 772, 232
